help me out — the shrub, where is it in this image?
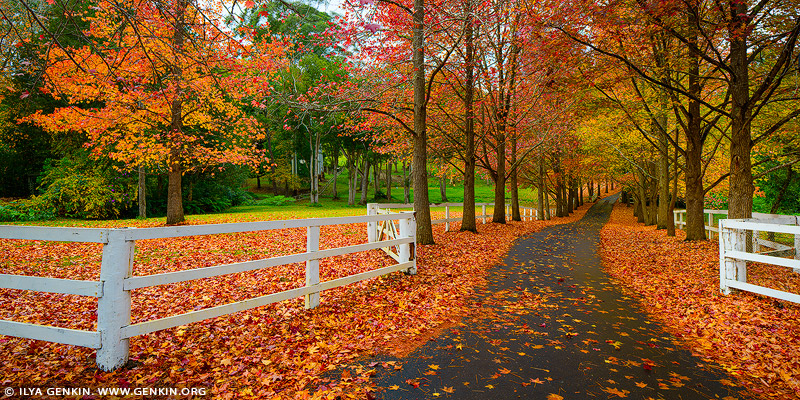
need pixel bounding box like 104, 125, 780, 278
0, 200, 55, 222
36, 153, 135, 219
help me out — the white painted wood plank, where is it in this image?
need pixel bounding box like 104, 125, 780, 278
0, 320, 100, 348
756, 239, 792, 251
0, 225, 109, 243
0, 274, 102, 297
725, 220, 800, 235
124, 238, 413, 290
725, 280, 800, 304
120, 261, 413, 338
726, 250, 800, 269
123, 213, 414, 241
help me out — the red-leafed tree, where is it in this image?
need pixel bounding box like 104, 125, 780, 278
27, 0, 282, 224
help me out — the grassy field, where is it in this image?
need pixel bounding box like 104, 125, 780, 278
246, 170, 539, 207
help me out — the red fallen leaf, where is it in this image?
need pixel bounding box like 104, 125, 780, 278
406, 379, 420, 388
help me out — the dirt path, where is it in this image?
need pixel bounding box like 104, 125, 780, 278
373, 195, 747, 399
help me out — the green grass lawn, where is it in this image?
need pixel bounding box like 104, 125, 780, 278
246, 170, 539, 208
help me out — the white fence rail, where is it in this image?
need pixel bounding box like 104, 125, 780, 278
0, 213, 416, 371
367, 202, 546, 261
719, 218, 800, 304
369, 202, 544, 233
673, 209, 797, 240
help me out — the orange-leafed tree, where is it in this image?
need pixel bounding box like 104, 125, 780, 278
27, 0, 280, 224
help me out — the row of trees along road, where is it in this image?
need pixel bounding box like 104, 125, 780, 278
6, 0, 762, 244
557, 0, 800, 240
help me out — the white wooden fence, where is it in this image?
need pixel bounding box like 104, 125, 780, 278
367, 202, 546, 261
673, 209, 796, 240
719, 217, 800, 304
0, 213, 416, 371
368, 202, 542, 233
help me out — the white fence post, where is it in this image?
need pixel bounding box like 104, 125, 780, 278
719, 220, 731, 295
707, 213, 714, 239
482, 205, 487, 224
794, 218, 800, 273
399, 215, 417, 275
367, 203, 378, 243
734, 225, 747, 283
445, 205, 450, 232
305, 226, 320, 309
96, 228, 135, 371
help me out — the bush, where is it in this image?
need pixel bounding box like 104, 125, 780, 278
0, 200, 55, 222
35, 153, 135, 219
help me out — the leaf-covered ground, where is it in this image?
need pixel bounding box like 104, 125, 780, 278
601, 203, 800, 399
0, 207, 586, 399
371, 195, 744, 400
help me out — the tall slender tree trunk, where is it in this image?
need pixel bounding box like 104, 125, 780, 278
347, 156, 356, 206
510, 135, 520, 221
359, 156, 370, 205
727, 0, 754, 220
492, 126, 506, 223
373, 160, 380, 198
386, 162, 392, 200
555, 173, 564, 217
544, 177, 551, 220
138, 166, 146, 219
440, 175, 448, 202
165, 0, 187, 225
537, 157, 545, 220
667, 132, 680, 236
412, 0, 433, 244
684, 9, 707, 240
461, 5, 477, 232
656, 87, 670, 229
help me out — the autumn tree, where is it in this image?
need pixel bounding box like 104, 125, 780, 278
27, 0, 279, 224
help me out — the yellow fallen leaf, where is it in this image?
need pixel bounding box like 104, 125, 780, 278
429, 364, 440, 370
547, 394, 563, 400
442, 386, 455, 394
388, 385, 400, 390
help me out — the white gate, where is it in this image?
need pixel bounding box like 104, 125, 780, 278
719, 217, 800, 304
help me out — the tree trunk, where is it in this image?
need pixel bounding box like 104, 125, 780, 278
727, 0, 754, 220
491, 127, 506, 223
537, 157, 545, 220
461, 4, 477, 232
165, 0, 187, 225
440, 175, 448, 202
510, 135, 521, 221
138, 166, 146, 219
386, 161, 392, 200
684, 11, 707, 240
544, 177, 551, 220
359, 156, 370, 205
555, 174, 563, 217
166, 163, 184, 224
347, 157, 356, 206
564, 180, 572, 215
656, 90, 670, 229
667, 135, 680, 236
412, 0, 434, 244
373, 160, 380, 199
